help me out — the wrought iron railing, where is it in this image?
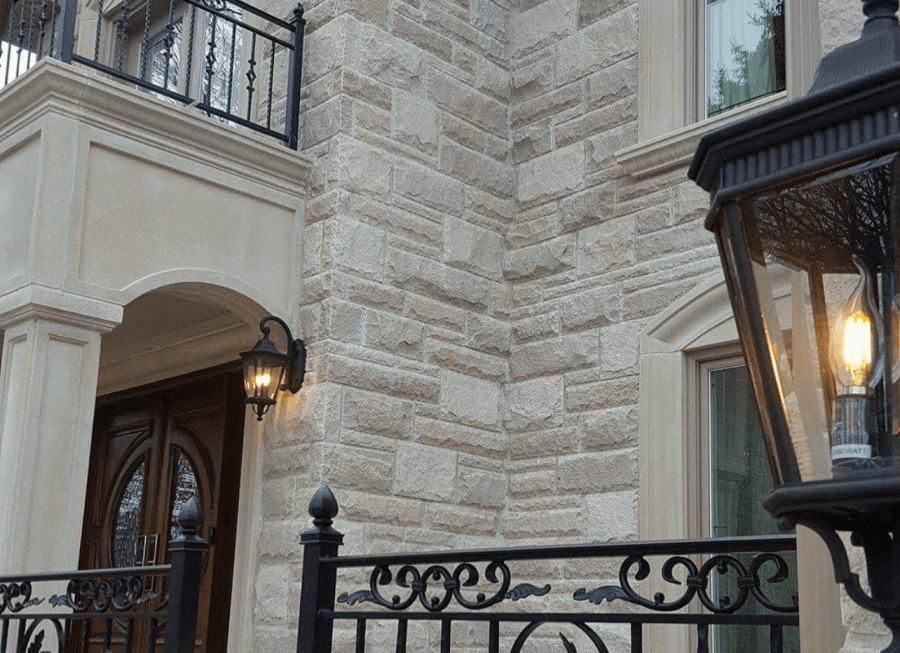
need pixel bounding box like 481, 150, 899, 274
0, 0, 304, 148
0, 499, 207, 653
297, 485, 800, 653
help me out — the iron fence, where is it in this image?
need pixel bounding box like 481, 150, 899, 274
297, 485, 800, 653
0, 499, 207, 653
0, 0, 304, 148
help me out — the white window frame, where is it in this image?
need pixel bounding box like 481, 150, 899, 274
614, 0, 821, 178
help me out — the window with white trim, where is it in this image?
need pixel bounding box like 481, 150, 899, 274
704, 0, 786, 117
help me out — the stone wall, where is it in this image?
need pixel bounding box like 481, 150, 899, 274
253, 1, 517, 650
249, 0, 868, 651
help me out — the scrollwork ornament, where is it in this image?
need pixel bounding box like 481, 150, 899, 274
366, 561, 515, 611
0, 582, 43, 614
49, 576, 151, 613
576, 551, 798, 615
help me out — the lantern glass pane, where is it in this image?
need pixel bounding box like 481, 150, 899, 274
242, 353, 286, 405
720, 153, 900, 484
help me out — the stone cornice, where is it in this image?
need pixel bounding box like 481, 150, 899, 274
0, 59, 311, 196
0, 285, 123, 332
614, 92, 786, 179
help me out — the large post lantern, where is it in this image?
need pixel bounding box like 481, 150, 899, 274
690, 1, 900, 647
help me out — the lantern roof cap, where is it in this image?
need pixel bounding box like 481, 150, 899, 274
689, 3, 900, 194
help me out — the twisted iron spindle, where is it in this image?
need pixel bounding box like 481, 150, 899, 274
36, 0, 47, 60
203, 12, 217, 108
93, 0, 103, 60
266, 41, 274, 128
184, 6, 195, 95
245, 32, 256, 121
138, 0, 152, 79
115, 0, 129, 71
162, 0, 176, 89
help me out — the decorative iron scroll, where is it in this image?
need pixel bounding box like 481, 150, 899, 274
574, 552, 798, 614
48, 576, 160, 613
0, 583, 42, 614
336, 562, 553, 611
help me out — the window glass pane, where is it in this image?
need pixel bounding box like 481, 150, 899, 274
112, 459, 146, 568
202, 4, 243, 114
141, 21, 182, 90
709, 366, 798, 652
706, 0, 786, 116
169, 448, 200, 541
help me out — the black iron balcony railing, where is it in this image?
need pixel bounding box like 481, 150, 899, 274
0, 500, 207, 653
297, 485, 800, 653
1, 0, 304, 148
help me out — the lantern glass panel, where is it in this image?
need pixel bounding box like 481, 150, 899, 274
242, 352, 286, 406
714, 154, 900, 485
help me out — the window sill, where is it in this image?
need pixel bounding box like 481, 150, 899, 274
614, 91, 787, 179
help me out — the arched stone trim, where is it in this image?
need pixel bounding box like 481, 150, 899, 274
120, 269, 288, 328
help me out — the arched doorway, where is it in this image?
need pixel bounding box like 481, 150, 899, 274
81, 288, 261, 653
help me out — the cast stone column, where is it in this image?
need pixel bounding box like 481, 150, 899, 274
0, 286, 121, 572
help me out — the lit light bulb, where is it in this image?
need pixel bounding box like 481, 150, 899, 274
842, 310, 873, 387
829, 257, 883, 467
255, 373, 271, 389
829, 258, 883, 393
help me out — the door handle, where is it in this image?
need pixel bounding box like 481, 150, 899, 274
135, 534, 148, 566
146, 533, 160, 594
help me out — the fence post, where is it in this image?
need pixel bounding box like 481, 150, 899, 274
56, 0, 78, 62
296, 483, 343, 653
166, 497, 209, 653
284, 3, 306, 150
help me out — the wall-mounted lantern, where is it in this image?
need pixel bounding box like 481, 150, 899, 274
241, 316, 306, 420
690, 1, 900, 646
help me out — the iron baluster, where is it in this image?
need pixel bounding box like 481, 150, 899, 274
284, 3, 305, 149
630, 623, 642, 653
138, 0, 153, 79
15, 0, 26, 76
24, 0, 37, 68
354, 620, 365, 653
696, 624, 709, 653
266, 40, 274, 128
488, 620, 499, 653
395, 620, 407, 653
47, 4, 56, 65
80, 614, 89, 653
116, 0, 129, 72
92, 0, 103, 61
770, 624, 784, 653
36, 0, 47, 60
162, 0, 176, 90
1, 5, 9, 86
203, 12, 217, 109
440, 620, 450, 653
245, 31, 256, 121
146, 618, 158, 653
184, 5, 195, 94
103, 617, 112, 652
225, 19, 236, 113
124, 618, 135, 653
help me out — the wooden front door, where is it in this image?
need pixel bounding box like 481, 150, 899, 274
80, 365, 246, 653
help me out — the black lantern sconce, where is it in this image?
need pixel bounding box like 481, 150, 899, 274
241, 316, 307, 420
689, 1, 900, 648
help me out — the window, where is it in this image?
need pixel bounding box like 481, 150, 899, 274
638, 275, 842, 651
704, 362, 799, 653
615, 0, 817, 177
705, 0, 786, 116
